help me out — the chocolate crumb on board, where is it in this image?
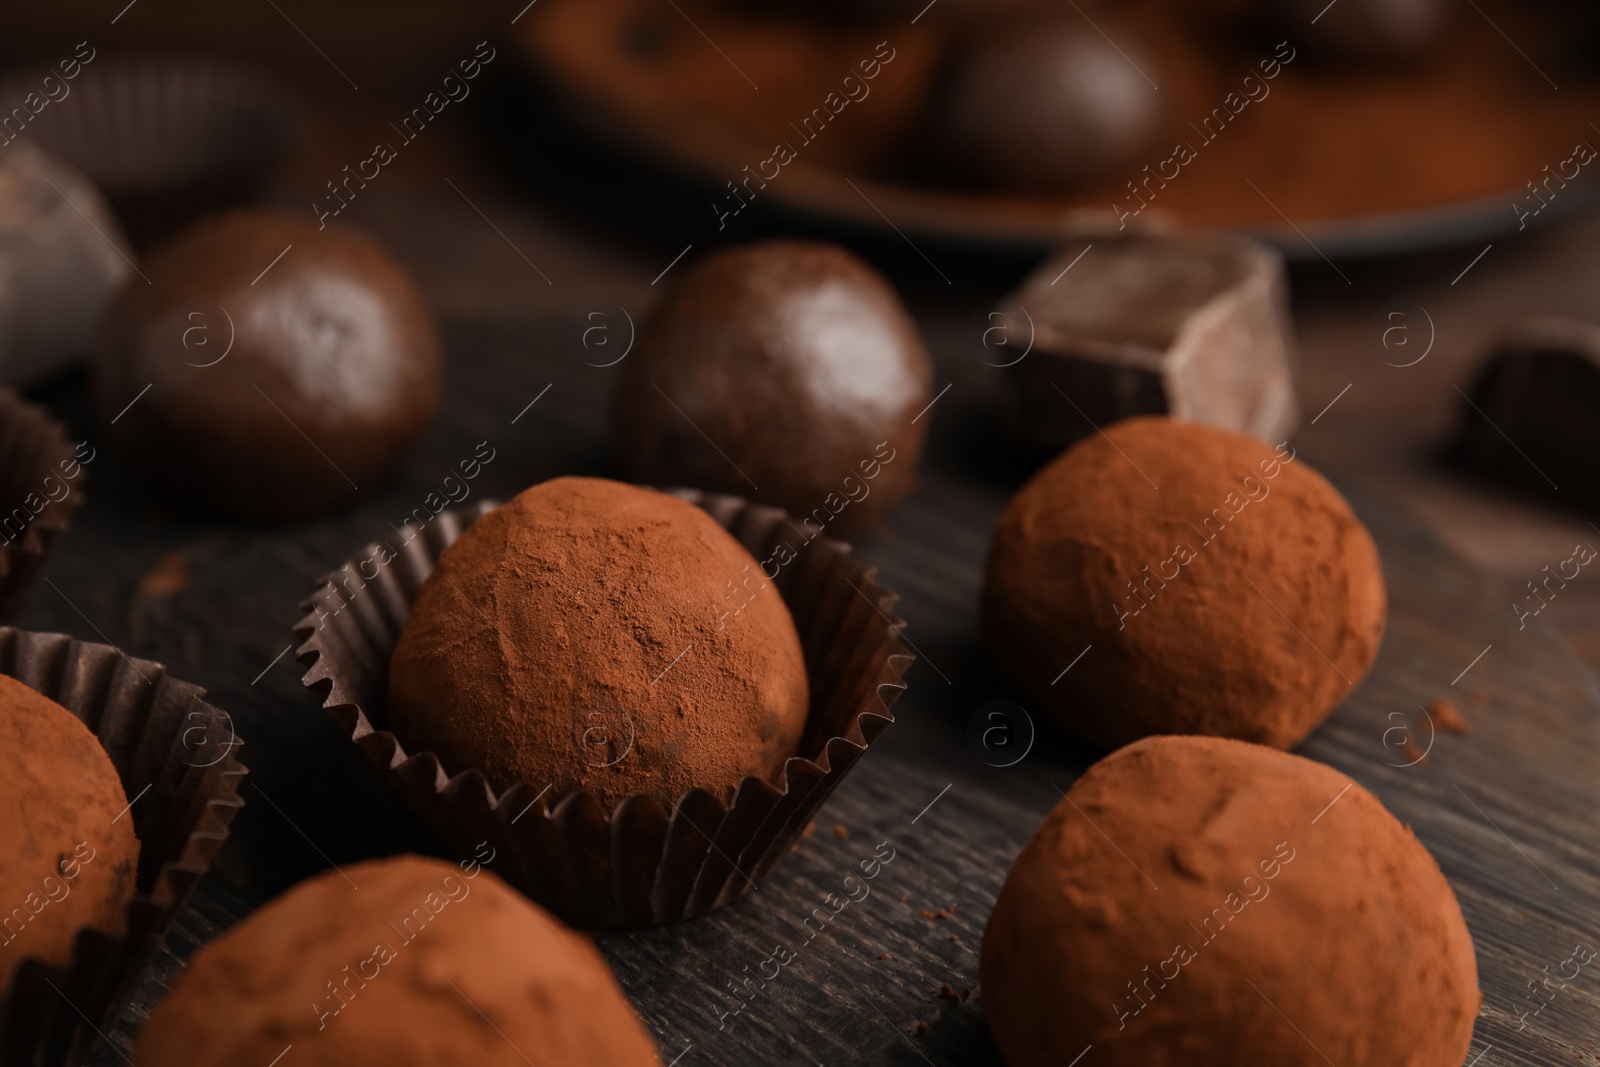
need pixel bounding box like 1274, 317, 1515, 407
937, 983, 973, 1005
1430, 698, 1471, 734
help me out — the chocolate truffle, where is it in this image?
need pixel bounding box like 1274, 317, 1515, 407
933, 17, 1163, 188
983, 417, 1384, 750
982, 735, 1480, 1065
1276, 0, 1449, 61
93, 210, 441, 519
0, 142, 133, 385
613, 241, 931, 532
0, 674, 139, 996
132, 855, 661, 1066
388, 477, 809, 812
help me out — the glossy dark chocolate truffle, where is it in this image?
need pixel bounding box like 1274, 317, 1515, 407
982, 736, 1479, 1065
93, 210, 441, 519
1277, 0, 1449, 60
613, 240, 931, 531
934, 17, 1164, 188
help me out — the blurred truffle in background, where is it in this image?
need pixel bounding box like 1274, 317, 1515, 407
1272, 0, 1451, 62
0, 142, 131, 386
613, 240, 932, 531
929, 15, 1165, 189
93, 211, 442, 521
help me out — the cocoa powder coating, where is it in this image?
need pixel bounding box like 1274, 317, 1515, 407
613, 240, 932, 532
132, 855, 661, 1066
387, 477, 810, 812
0, 673, 139, 996
983, 416, 1385, 749
981, 735, 1480, 1066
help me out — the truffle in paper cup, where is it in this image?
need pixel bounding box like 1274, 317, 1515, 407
0, 390, 91, 623
0, 627, 246, 1067
294, 490, 912, 930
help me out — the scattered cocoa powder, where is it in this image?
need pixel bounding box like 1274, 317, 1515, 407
136, 552, 189, 598
388, 477, 810, 812
1430, 698, 1470, 734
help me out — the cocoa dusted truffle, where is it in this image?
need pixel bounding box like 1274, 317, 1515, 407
132, 855, 662, 1066
93, 210, 441, 520
982, 735, 1480, 1065
388, 477, 809, 812
613, 241, 931, 532
0, 674, 139, 995
983, 416, 1384, 750
932, 17, 1163, 188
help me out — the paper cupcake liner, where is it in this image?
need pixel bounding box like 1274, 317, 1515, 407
0, 627, 246, 1066
0, 391, 87, 623
294, 490, 913, 930
0, 57, 296, 248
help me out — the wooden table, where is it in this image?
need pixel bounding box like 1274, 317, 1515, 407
9, 58, 1600, 1067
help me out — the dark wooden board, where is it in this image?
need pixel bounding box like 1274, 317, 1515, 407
18, 313, 1599, 1066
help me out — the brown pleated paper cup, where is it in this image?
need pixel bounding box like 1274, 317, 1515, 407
0, 390, 88, 623
0, 627, 247, 1066
294, 490, 913, 930
0, 57, 297, 249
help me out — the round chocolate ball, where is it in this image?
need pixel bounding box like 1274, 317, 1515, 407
388, 477, 810, 812
934, 17, 1164, 188
613, 241, 931, 532
1277, 0, 1449, 61
983, 417, 1384, 750
132, 855, 662, 1066
982, 735, 1480, 1065
0, 674, 139, 996
93, 210, 441, 520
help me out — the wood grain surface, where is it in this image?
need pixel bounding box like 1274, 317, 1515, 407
17, 309, 1599, 1065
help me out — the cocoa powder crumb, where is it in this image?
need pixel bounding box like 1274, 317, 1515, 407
1430, 698, 1470, 734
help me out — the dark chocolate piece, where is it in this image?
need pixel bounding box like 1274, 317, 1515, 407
1450, 316, 1600, 509
995, 229, 1298, 455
